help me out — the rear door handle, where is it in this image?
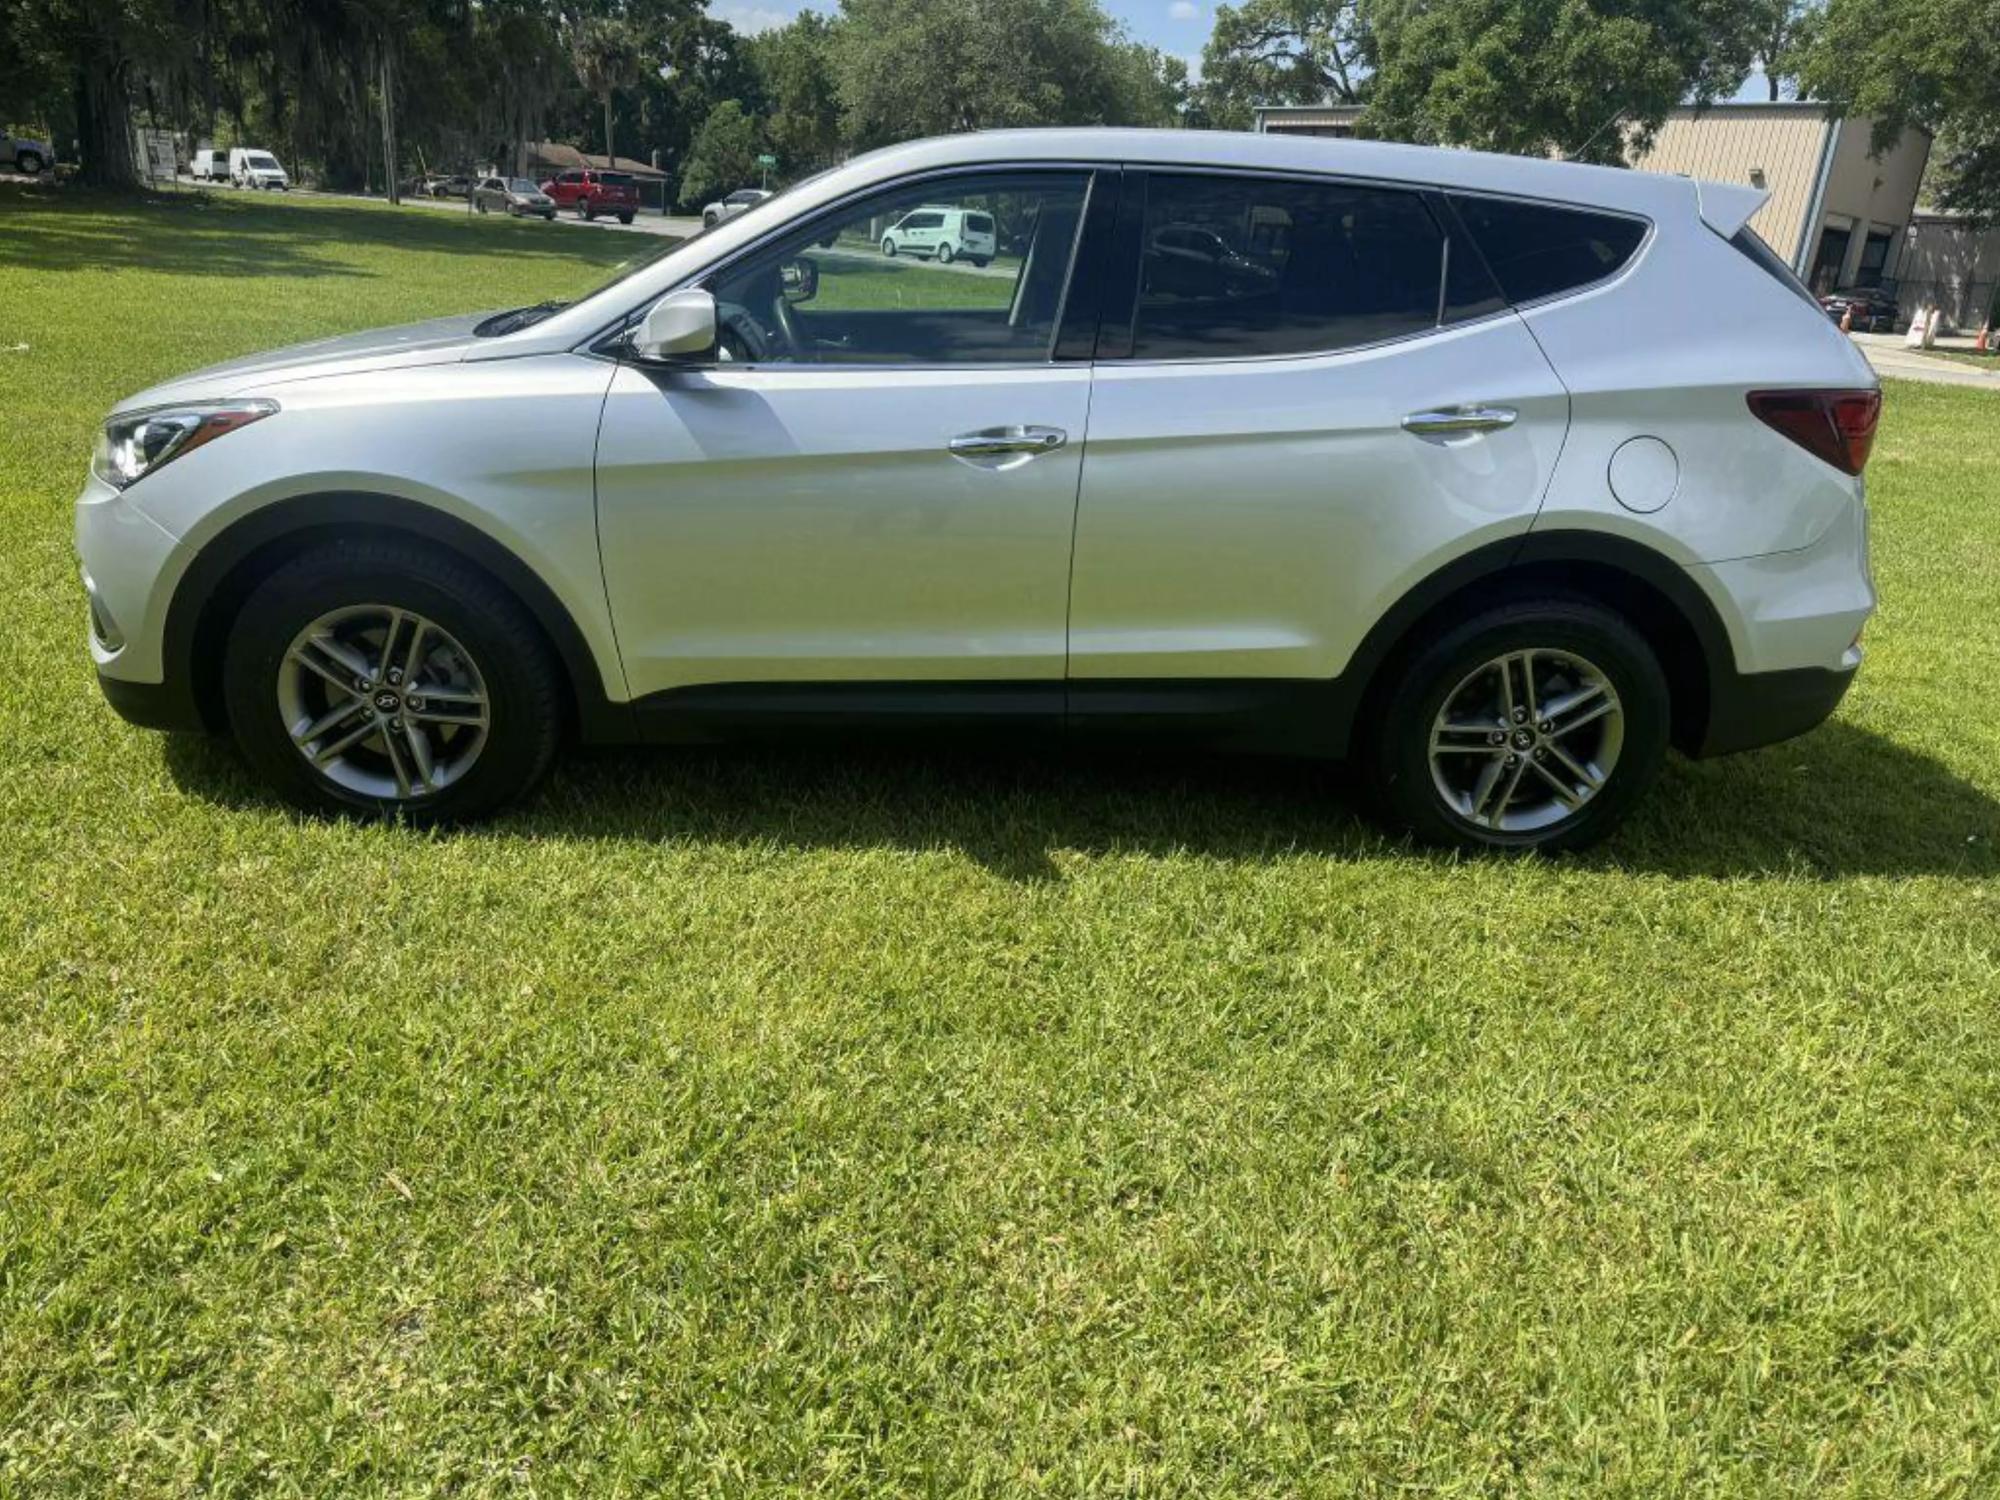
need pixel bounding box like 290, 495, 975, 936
1401, 405, 1518, 435
948, 425, 1068, 460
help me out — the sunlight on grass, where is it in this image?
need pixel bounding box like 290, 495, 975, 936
2, 186, 1999, 1495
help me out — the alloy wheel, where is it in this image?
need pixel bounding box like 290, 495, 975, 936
1427, 648, 1624, 833
277, 604, 490, 801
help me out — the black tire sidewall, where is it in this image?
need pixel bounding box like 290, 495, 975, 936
1370, 600, 1670, 853
222, 540, 562, 824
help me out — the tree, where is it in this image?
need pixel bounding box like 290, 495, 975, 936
833, 0, 1168, 145
569, 16, 648, 167
744, 12, 842, 175
677, 97, 760, 205
1200, 0, 1368, 128
1360, 0, 1761, 162
1747, 0, 1814, 101
1800, 0, 2000, 220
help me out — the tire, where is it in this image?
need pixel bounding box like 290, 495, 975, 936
882, 236, 897, 257
1364, 597, 1669, 854
704, 210, 718, 228
542, 211, 555, 221
222, 537, 563, 825
618, 212, 633, 225
17, 151, 44, 174
935, 241, 954, 265
971, 257, 990, 268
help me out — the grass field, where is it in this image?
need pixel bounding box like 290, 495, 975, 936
4, 187, 2000, 1496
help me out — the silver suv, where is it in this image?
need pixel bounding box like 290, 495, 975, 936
75, 129, 1879, 850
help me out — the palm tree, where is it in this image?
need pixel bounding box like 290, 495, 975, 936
568, 16, 645, 168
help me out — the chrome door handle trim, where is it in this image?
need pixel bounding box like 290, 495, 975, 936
948, 425, 1068, 458
1401, 406, 1518, 435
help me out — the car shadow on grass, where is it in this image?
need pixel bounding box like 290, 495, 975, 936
161, 717, 2000, 882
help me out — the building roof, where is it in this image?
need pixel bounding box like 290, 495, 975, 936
525, 141, 668, 180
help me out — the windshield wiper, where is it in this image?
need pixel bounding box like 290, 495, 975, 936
474, 300, 568, 337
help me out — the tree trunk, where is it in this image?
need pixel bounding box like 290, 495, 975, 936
603, 92, 615, 167
75, 50, 142, 188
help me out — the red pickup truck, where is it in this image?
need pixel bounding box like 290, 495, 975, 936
540, 168, 639, 224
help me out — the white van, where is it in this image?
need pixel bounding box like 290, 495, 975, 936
229, 147, 289, 191
191, 148, 227, 182
879, 205, 997, 267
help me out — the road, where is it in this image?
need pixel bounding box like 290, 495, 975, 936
1852, 332, 2000, 392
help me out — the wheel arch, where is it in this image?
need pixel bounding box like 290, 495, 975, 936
1340, 531, 1736, 757
163, 492, 635, 743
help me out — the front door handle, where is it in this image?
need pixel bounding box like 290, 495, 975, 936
948, 425, 1068, 460
1401, 405, 1518, 435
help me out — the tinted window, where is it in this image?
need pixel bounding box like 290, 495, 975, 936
601, 173, 635, 186
703, 171, 1090, 365
1126, 173, 1446, 360
1449, 194, 1646, 304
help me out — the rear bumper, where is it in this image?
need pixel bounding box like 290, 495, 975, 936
1696, 656, 1857, 758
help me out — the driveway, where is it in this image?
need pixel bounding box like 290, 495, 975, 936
1852, 332, 2000, 392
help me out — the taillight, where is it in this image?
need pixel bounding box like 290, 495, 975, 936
1746, 388, 1881, 476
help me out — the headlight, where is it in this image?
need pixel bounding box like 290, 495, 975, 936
91, 399, 277, 490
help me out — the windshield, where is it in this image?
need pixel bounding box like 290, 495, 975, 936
248, 154, 280, 170
508, 179, 540, 193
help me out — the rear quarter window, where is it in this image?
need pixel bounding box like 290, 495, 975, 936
1449, 194, 1647, 305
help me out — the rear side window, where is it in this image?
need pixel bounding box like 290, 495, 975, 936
1449, 194, 1647, 304
1128, 173, 1446, 360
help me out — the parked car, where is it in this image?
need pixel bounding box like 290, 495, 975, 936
5, 131, 53, 174
702, 188, 770, 228
1820, 285, 1899, 333
73, 128, 1881, 850
1145, 222, 1277, 299
541, 168, 638, 224
879, 205, 996, 266
433, 174, 473, 200
229, 147, 289, 190
474, 176, 558, 219
191, 148, 228, 183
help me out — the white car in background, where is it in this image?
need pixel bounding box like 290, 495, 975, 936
230, 147, 289, 190
701, 188, 769, 228
74, 128, 1879, 850
880, 205, 996, 266
4, 131, 52, 174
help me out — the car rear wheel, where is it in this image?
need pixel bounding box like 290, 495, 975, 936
223, 538, 562, 824
1365, 598, 1669, 853
617, 212, 633, 225
17, 151, 44, 174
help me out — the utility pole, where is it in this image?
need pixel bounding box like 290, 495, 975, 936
380, 42, 400, 204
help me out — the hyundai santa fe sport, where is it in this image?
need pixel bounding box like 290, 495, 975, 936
75, 129, 1880, 851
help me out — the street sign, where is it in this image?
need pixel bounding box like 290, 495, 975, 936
756, 154, 776, 167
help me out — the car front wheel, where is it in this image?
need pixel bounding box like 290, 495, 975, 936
223, 538, 563, 824
1366, 598, 1669, 853
881, 236, 897, 256
17, 151, 44, 173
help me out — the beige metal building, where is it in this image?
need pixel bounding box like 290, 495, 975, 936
1253, 102, 1932, 293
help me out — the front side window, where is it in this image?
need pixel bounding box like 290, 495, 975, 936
1448, 194, 1647, 305
702, 171, 1091, 366
1126, 173, 1447, 360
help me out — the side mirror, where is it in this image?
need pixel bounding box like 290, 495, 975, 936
633, 288, 717, 362
780, 256, 818, 304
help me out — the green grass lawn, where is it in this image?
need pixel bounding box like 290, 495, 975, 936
4, 187, 2000, 1496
